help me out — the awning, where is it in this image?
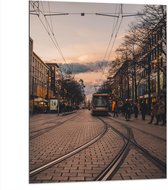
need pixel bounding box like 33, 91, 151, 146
34, 97, 48, 102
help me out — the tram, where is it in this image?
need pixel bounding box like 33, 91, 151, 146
91, 93, 110, 115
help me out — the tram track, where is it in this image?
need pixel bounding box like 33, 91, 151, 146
96, 117, 166, 180
95, 117, 131, 180
30, 113, 166, 182
106, 116, 166, 164
30, 118, 108, 177
107, 115, 166, 142
95, 140, 130, 180
30, 112, 79, 140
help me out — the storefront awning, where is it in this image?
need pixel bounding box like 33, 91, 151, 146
34, 97, 48, 102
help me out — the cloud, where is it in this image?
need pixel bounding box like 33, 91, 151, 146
59, 63, 91, 74
75, 70, 107, 100
58, 60, 109, 74
58, 61, 109, 100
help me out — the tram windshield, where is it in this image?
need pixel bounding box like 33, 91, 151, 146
92, 96, 108, 107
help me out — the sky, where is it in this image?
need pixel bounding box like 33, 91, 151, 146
30, 1, 146, 100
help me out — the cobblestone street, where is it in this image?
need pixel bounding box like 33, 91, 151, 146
29, 110, 166, 183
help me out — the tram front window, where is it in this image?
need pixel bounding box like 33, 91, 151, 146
93, 97, 108, 107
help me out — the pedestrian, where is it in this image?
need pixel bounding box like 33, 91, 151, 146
62, 102, 65, 112
123, 99, 131, 121
155, 97, 166, 125
148, 101, 158, 124
119, 100, 124, 116
113, 100, 119, 117
140, 99, 147, 120
111, 100, 116, 114
134, 102, 139, 118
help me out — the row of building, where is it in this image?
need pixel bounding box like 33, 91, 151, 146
108, 16, 166, 111
29, 38, 85, 114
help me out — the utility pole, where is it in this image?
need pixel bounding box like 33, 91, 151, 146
57, 93, 60, 116
127, 61, 130, 100
132, 43, 137, 102
147, 52, 151, 114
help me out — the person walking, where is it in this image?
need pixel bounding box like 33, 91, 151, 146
155, 97, 166, 125
113, 100, 119, 117
140, 99, 147, 120
148, 101, 158, 124
124, 99, 131, 121
111, 100, 115, 114
134, 102, 139, 118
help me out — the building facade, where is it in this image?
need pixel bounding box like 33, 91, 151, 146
110, 17, 166, 110
29, 51, 50, 113
46, 63, 62, 98
29, 38, 53, 113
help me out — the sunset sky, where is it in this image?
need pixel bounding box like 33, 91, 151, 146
30, 1, 146, 99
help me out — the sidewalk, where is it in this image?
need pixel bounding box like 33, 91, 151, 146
30, 110, 77, 118
109, 113, 166, 140
29, 111, 78, 133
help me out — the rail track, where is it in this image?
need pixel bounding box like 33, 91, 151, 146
30, 118, 108, 177
95, 117, 166, 180
107, 116, 166, 142
29, 114, 166, 182
30, 113, 79, 139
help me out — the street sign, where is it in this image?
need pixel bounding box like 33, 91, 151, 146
50, 99, 58, 111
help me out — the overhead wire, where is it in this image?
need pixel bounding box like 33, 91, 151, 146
30, 2, 140, 76
103, 4, 119, 60
47, 2, 54, 34
30, 1, 72, 74
105, 4, 123, 68
41, 2, 73, 74
98, 4, 122, 75
40, 2, 70, 67
99, 4, 120, 72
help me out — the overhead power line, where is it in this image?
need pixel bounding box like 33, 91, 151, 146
44, 13, 69, 16
98, 4, 145, 76
30, 1, 72, 74
106, 4, 123, 63
95, 13, 119, 17
40, 1, 69, 67
30, 1, 145, 75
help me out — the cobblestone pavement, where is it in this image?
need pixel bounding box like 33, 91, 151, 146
30, 111, 78, 133
110, 114, 166, 139
112, 147, 166, 180
29, 110, 166, 183
109, 115, 166, 163
30, 127, 124, 182
30, 110, 105, 171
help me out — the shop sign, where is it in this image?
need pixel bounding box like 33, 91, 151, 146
50, 99, 58, 111
144, 94, 148, 98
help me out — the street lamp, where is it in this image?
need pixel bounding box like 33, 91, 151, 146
56, 81, 62, 116
144, 59, 151, 114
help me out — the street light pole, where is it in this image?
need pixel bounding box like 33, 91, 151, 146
57, 92, 60, 116
133, 57, 137, 102
32, 76, 34, 115
157, 58, 161, 97
147, 64, 151, 114
127, 64, 130, 100
146, 53, 151, 114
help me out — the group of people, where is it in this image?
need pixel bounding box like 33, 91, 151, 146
148, 97, 166, 125
111, 96, 166, 125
